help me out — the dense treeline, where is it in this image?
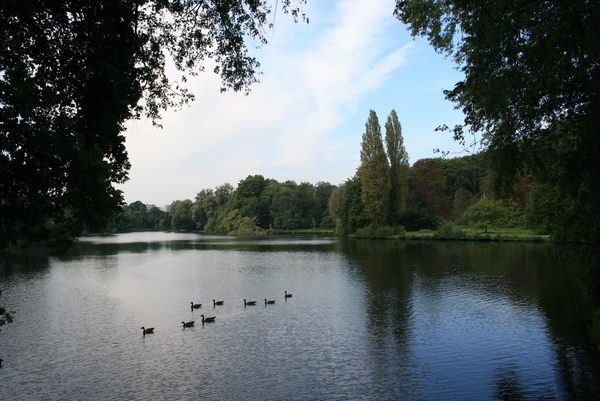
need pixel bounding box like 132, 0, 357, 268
331, 109, 530, 237
110, 110, 578, 240
109, 116, 527, 237
332, 153, 494, 235
110, 178, 337, 235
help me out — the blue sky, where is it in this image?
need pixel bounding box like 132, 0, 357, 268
119, 0, 469, 207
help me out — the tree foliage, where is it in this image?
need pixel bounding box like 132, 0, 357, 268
171, 199, 195, 231
467, 198, 521, 232
395, 0, 600, 242
385, 110, 410, 222
411, 159, 451, 219
267, 184, 299, 230
437, 153, 486, 198
452, 187, 473, 219
193, 183, 233, 232
0, 0, 307, 250
360, 110, 391, 227
335, 175, 370, 235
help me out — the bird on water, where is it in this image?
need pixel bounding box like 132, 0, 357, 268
191, 302, 202, 309
264, 299, 276, 305
141, 327, 154, 335
201, 315, 216, 323
182, 321, 195, 327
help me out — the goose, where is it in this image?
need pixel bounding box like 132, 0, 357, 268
244, 299, 257, 306
213, 299, 224, 306
141, 327, 154, 335
182, 321, 195, 327
264, 299, 276, 305
201, 314, 216, 323
284, 291, 293, 298
190, 302, 202, 309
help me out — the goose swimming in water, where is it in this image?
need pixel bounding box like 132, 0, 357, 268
141, 327, 154, 335
244, 299, 257, 306
182, 321, 196, 327
213, 299, 224, 306
201, 314, 216, 323
284, 291, 293, 298
191, 302, 202, 309
264, 299, 276, 305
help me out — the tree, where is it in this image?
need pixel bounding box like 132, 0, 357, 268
328, 184, 345, 221
128, 201, 149, 230
395, 0, 600, 242
227, 175, 272, 227
411, 159, 451, 219
294, 181, 316, 228
218, 209, 263, 235
336, 175, 370, 235
360, 110, 391, 227
170, 199, 195, 231
193, 183, 233, 232
384, 110, 410, 222
467, 198, 521, 233
452, 188, 473, 219
270, 185, 299, 230
192, 189, 211, 230
467, 199, 505, 233
401, 170, 440, 230
0, 0, 307, 250
314, 181, 336, 220
147, 206, 166, 230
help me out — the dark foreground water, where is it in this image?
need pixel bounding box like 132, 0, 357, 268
1, 233, 599, 400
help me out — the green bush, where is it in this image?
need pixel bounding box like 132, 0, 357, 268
434, 222, 467, 240
320, 216, 335, 229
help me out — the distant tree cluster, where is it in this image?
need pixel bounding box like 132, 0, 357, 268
112, 108, 549, 238
334, 150, 527, 234
331, 109, 529, 235
100, 201, 167, 233
148, 177, 336, 235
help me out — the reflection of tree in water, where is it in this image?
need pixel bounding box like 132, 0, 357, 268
555, 244, 600, 346
339, 239, 420, 396
492, 364, 525, 400
339, 239, 600, 398
551, 243, 600, 397
554, 344, 600, 400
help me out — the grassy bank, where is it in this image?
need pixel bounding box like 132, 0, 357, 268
272, 228, 335, 235
405, 227, 550, 242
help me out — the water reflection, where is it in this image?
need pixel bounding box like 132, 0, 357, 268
1, 234, 599, 400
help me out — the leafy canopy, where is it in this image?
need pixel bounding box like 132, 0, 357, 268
0, 0, 307, 249
395, 0, 600, 242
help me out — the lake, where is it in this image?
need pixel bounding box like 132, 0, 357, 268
1, 232, 599, 400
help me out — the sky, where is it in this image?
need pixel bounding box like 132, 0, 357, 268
119, 0, 468, 207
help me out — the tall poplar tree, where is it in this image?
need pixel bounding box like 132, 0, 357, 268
360, 110, 390, 227
384, 110, 410, 222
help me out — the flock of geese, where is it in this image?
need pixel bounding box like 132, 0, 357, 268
141, 291, 293, 335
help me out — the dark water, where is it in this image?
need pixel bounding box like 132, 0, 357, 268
1, 233, 599, 400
